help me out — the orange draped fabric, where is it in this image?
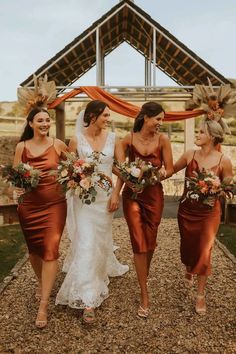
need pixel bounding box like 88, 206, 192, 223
49, 86, 204, 121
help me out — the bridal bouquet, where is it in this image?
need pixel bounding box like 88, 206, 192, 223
56, 152, 112, 204
115, 157, 161, 199
0, 162, 40, 202
183, 169, 235, 207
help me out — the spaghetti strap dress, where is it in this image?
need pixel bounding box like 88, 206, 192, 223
177, 151, 223, 275
122, 135, 164, 254
17, 141, 67, 261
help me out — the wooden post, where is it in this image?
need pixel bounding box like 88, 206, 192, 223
55, 102, 65, 142
184, 118, 195, 151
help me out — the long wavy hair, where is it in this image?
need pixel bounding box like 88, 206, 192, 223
83, 100, 109, 127
133, 101, 165, 132
19, 107, 49, 142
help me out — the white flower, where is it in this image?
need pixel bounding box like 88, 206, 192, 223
61, 169, 68, 177
130, 167, 141, 178
190, 194, 199, 200
23, 163, 31, 171
80, 178, 91, 190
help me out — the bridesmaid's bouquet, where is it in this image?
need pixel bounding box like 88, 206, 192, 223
183, 169, 236, 207
115, 157, 161, 199
55, 152, 112, 204
0, 162, 40, 202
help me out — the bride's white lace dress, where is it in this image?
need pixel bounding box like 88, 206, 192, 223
56, 131, 129, 309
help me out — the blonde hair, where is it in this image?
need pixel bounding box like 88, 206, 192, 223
203, 119, 224, 145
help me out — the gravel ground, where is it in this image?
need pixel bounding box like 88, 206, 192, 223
0, 218, 235, 354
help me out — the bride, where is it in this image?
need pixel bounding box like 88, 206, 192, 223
56, 100, 128, 323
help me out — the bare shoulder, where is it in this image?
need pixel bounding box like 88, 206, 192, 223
69, 136, 78, 144
221, 154, 232, 166
122, 132, 132, 145
54, 138, 67, 149
15, 141, 24, 151
159, 133, 169, 143
182, 149, 196, 162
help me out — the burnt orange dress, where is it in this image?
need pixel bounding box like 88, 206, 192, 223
178, 151, 223, 275
122, 140, 164, 254
17, 142, 67, 261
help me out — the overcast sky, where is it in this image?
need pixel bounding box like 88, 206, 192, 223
0, 0, 235, 101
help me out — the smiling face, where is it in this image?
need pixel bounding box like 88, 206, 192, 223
195, 123, 212, 146
92, 106, 110, 130
144, 111, 164, 133
29, 111, 51, 136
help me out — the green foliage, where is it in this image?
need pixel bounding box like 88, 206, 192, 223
0, 224, 26, 282
217, 224, 236, 257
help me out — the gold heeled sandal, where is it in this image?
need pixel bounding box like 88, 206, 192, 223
35, 300, 48, 329
137, 305, 149, 318
195, 293, 206, 315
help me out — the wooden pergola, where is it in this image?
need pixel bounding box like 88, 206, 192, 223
20, 0, 231, 147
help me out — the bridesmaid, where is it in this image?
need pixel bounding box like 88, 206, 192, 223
118, 102, 173, 317
174, 119, 233, 314
13, 107, 67, 328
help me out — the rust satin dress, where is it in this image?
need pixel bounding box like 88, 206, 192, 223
17, 142, 67, 261
178, 152, 223, 276
122, 143, 164, 254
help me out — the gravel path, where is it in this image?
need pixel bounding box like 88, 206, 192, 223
0, 218, 235, 354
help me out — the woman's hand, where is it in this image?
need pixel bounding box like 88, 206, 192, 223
159, 167, 167, 180
107, 191, 120, 212
13, 187, 25, 202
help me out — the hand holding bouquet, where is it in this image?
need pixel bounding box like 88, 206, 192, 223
115, 157, 161, 199
0, 162, 40, 203
55, 151, 112, 204
183, 168, 235, 207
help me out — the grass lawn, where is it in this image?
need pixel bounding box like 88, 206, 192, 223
217, 224, 236, 257
0, 224, 26, 282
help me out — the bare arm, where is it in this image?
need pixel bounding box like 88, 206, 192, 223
160, 134, 174, 179
108, 135, 130, 212
68, 137, 78, 153
13, 142, 24, 167
174, 150, 192, 174
12, 142, 25, 199
54, 138, 68, 156
221, 156, 233, 180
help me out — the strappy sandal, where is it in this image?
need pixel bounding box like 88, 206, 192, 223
195, 293, 206, 315
137, 305, 149, 318
35, 300, 48, 329
83, 308, 95, 324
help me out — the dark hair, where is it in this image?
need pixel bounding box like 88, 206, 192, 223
83, 100, 109, 127
19, 107, 49, 141
133, 101, 165, 132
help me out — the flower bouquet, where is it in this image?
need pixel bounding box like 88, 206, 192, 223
0, 162, 40, 202
55, 151, 112, 204
115, 157, 161, 199
183, 168, 235, 207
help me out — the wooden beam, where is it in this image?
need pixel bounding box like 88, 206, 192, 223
55, 102, 65, 142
